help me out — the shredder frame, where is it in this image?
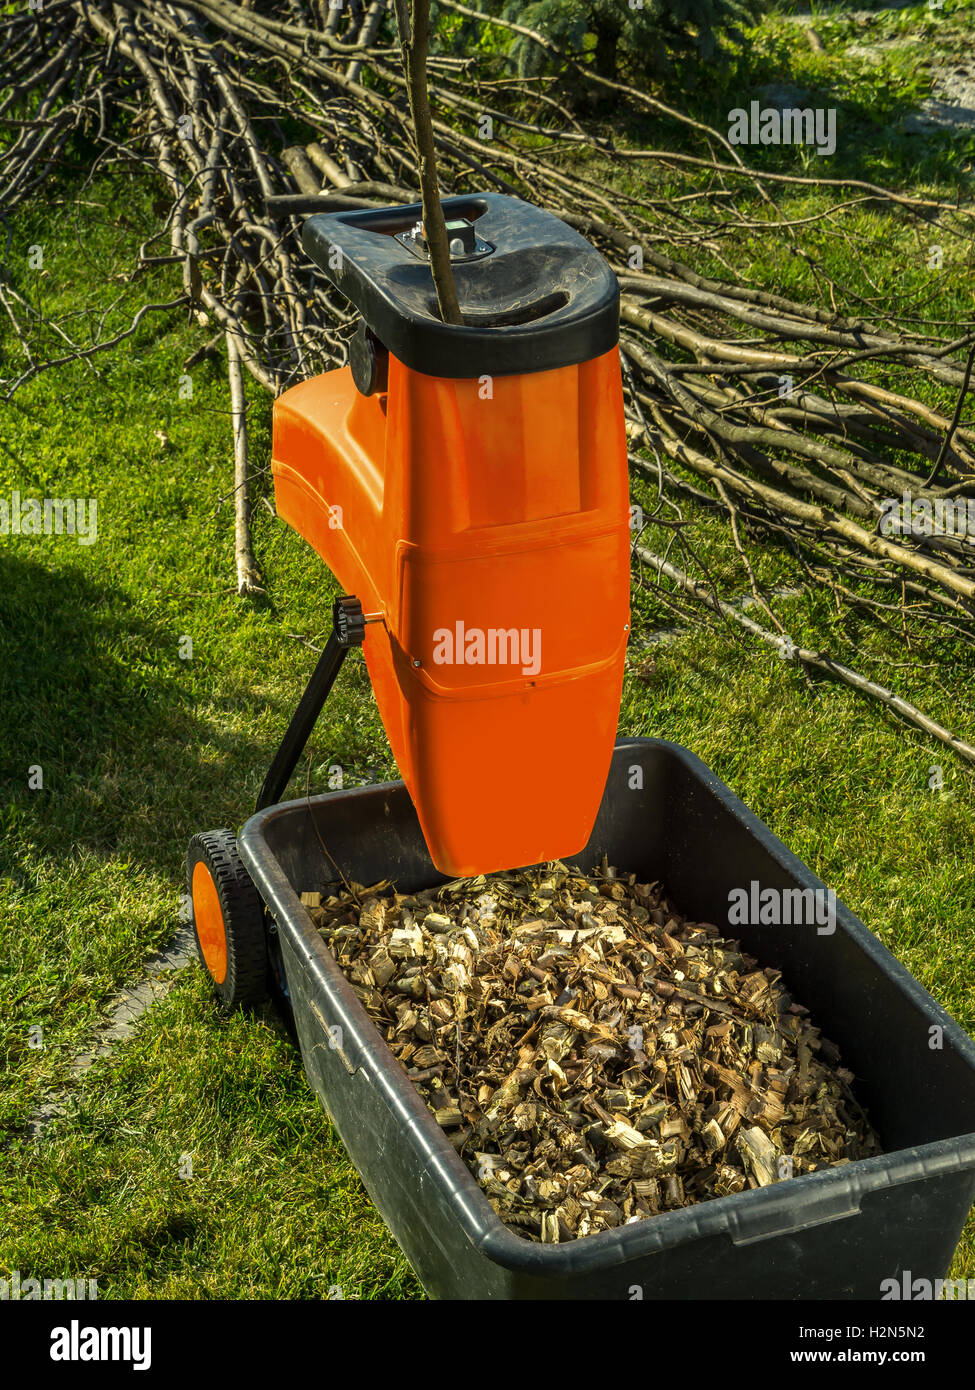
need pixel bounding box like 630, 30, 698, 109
238, 738, 975, 1300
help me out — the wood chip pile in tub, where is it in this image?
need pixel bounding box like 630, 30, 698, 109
303, 860, 881, 1243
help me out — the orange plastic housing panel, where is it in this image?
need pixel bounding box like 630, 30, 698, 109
271, 347, 630, 876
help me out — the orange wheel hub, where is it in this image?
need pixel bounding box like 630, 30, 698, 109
192, 860, 228, 984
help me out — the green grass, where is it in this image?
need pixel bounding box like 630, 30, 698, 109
2, 6, 975, 1299
1, 981, 419, 1299
0, 173, 411, 1296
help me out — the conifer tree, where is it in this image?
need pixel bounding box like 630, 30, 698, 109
490, 0, 759, 83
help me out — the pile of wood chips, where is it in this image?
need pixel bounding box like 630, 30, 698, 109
306, 860, 881, 1243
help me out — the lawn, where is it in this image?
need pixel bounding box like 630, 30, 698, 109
1, 1, 974, 1299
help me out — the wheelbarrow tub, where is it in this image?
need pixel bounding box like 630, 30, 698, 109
237, 738, 975, 1300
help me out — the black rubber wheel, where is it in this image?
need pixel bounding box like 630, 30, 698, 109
186, 829, 268, 1010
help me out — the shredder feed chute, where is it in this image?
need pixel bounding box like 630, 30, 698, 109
271, 194, 631, 876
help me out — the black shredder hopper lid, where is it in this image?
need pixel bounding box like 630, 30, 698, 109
301, 193, 620, 380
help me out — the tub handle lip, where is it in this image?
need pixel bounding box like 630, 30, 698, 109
722, 1139, 975, 1248
726, 1177, 862, 1247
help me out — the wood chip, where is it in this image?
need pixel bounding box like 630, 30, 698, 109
310, 859, 881, 1242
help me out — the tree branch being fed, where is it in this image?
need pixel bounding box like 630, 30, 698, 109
393, 0, 464, 326
227, 328, 265, 599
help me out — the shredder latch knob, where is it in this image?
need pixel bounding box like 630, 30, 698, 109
444, 218, 477, 255
333, 595, 366, 647
350, 318, 389, 397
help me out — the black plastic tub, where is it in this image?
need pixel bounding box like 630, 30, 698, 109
238, 738, 975, 1300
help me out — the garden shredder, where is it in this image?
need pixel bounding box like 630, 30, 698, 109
187, 193, 632, 1007
182, 197, 975, 1301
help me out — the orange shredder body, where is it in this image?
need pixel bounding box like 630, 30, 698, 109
271, 194, 630, 877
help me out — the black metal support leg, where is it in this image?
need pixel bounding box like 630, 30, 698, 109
256, 595, 365, 813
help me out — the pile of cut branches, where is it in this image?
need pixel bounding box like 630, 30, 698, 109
2, 0, 974, 752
